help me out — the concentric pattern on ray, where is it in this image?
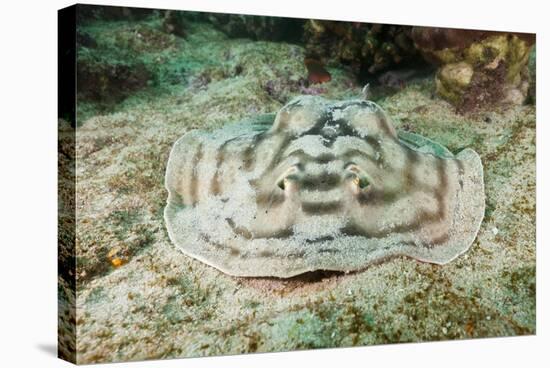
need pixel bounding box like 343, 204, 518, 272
164, 96, 485, 277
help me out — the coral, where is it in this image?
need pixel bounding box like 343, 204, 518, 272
203, 13, 305, 42
411, 27, 535, 111
76, 4, 155, 24
162, 10, 187, 37
304, 20, 422, 80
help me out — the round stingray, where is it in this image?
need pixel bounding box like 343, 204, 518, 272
164, 96, 485, 278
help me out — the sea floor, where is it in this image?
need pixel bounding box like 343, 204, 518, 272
68, 20, 535, 364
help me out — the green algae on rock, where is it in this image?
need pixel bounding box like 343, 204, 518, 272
164, 95, 485, 277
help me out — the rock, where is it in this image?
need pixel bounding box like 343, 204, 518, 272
436, 62, 474, 103
304, 21, 423, 80
76, 56, 151, 102
411, 27, 535, 111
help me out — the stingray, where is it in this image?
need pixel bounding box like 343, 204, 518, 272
164, 96, 485, 278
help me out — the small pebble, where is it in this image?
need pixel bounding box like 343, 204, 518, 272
442, 327, 448, 334
492, 227, 499, 236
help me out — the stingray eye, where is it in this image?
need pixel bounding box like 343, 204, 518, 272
346, 163, 371, 190
353, 175, 370, 189
276, 165, 301, 191
277, 177, 288, 190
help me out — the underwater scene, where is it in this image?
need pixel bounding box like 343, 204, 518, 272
58, 4, 536, 364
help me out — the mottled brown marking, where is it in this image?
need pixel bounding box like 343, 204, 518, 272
202, 234, 242, 256
429, 233, 451, 246
435, 158, 448, 218
189, 143, 203, 206
357, 187, 401, 206
403, 148, 420, 191
229, 247, 241, 256
256, 190, 286, 208
226, 218, 253, 240
201, 234, 224, 250
375, 109, 394, 136
212, 135, 246, 196
455, 159, 465, 189
340, 222, 366, 237
342, 148, 378, 164
300, 173, 341, 191
242, 132, 269, 171
301, 200, 342, 214
286, 150, 337, 165
262, 135, 293, 176
275, 110, 291, 131
317, 247, 339, 253
251, 228, 295, 240
307, 236, 337, 245
365, 135, 383, 153
210, 143, 227, 195
259, 250, 274, 257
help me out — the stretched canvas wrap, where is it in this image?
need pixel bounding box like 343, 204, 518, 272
58, 3, 536, 364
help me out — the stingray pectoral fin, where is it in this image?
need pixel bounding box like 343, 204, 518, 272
398, 130, 455, 159
249, 113, 276, 127
164, 130, 205, 208
405, 148, 485, 264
